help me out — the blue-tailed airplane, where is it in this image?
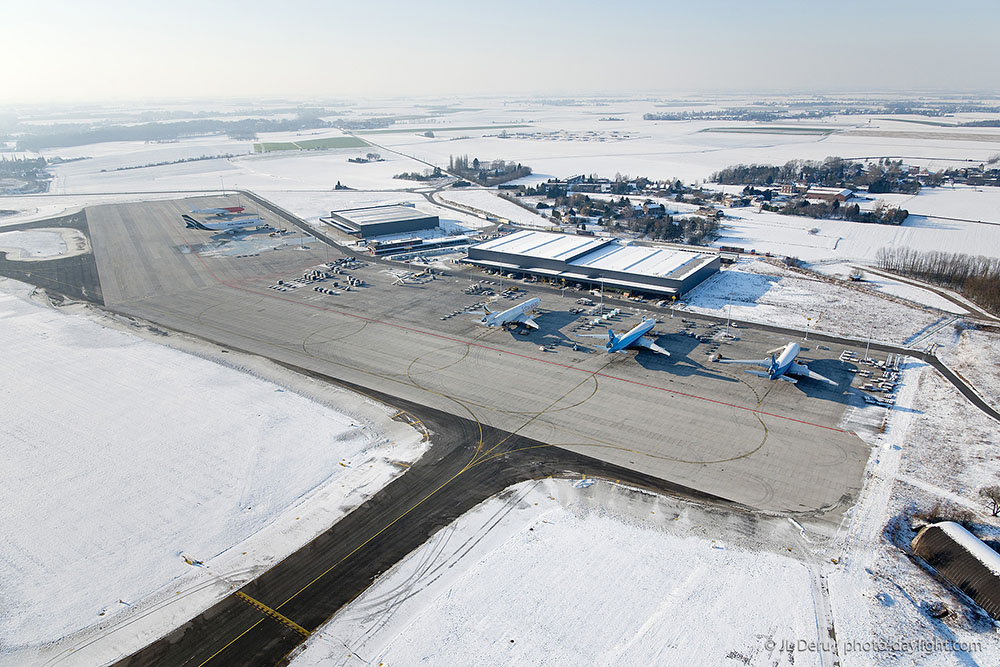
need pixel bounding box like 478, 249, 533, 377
480, 297, 540, 330
579, 318, 670, 355
718, 341, 835, 385
181, 214, 271, 233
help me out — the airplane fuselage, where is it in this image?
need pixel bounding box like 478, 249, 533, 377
482, 297, 540, 328
182, 214, 269, 232
608, 318, 656, 352
769, 342, 800, 379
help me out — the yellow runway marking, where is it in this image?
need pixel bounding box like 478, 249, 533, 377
234, 591, 311, 638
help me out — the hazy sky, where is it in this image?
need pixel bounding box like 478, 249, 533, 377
3, 0, 999, 103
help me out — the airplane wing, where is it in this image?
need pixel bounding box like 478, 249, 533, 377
517, 314, 539, 330
636, 336, 670, 356
789, 362, 837, 386
717, 358, 771, 368
745, 369, 796, 382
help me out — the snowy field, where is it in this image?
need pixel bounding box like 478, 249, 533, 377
0, 227, 89, 261
713, 198, 1000, 268
288, 479, 820, 667
681, 259, 946, 345
363, 104, 1000, 185
810, 263, 971, 315
939, 326, 1000, 409
437, 188, 552, 227
0, 280, 427, 665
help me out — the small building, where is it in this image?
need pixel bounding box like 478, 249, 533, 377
911, 521, 1000, 619
642, 202, 668, 217
324, 204, 439, 238
804, 187, 852, 202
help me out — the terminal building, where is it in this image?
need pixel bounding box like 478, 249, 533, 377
466, 230, 720, 297
324, 204, 439, 238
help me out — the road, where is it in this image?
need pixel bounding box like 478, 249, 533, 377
856, 265, 1000, 322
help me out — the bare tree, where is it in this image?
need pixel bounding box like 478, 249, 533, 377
979, 486, 1000, 516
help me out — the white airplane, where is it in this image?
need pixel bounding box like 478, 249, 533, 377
190, 206, 246, 217
181, 214, 271, 233
480, 297, 540, 329
718, 341, 836, 385
579, 317, 670, 355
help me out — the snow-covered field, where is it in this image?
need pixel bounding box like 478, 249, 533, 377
939, 326, 1000, 409
0, 227, 89, 260
713, 201, 1000, 266
810, 263, 971, 315
288, 479, 820, 667
364, 106, 1000, 185
0, 280, 427, 665
437, 188, 552, 227
682, 259, 946, 345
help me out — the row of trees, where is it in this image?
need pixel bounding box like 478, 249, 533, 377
448, 155, 531, 186
769, 200, 909, 224
616, 215, 718, 244
394, 166, 444, 181
875, 247, 1000, 315
712, 157, 921, 193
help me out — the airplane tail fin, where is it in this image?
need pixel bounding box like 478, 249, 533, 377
608, 329, 617, 345
182, 214, 206, 230
483, 304, 493, 314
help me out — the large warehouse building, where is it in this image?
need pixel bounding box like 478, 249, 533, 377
324, 204, 439, 238
466, 230, 720, 297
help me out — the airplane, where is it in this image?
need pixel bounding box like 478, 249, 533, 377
579, 317, 670, 355
190, 206, 245, 217
717, 341, 836, 385
181, 214, 271, 233
480, 297, 540, 330
390, 271, 417, 286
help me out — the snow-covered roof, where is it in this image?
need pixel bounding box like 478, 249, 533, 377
571, 243, 703, 279
912, 521, 1000, 619
475, 230, 611, 261
934, 522, 1000, 577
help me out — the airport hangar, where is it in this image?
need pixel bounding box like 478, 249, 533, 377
324, 204, 439, 238
465, 229, 721, 297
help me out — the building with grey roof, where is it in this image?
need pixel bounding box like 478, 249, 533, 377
466, 229, 719, 296
325, 204, 439, 238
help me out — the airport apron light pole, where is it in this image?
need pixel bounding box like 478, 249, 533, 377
725, 292, 733, 338
864, 314, 876, 362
